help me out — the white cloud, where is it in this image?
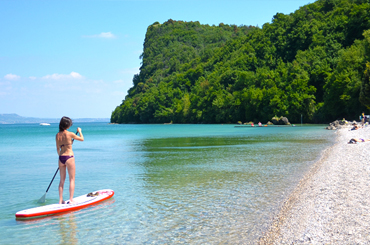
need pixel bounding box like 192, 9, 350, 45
70, 71, 83, 79
83, 32, 117, 39
99, 32, 116, 38
29, 76, 37, 80
4, 73, 20, 80
42, 72, 84, 80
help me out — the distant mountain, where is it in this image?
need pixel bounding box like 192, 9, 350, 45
0, 114, 110, 124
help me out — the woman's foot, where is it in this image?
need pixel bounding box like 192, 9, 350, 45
68, 199, 77, 205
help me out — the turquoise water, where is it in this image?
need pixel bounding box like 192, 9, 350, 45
0, 123, 334, 244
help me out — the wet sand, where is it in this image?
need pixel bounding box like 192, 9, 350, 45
260, 125, 370, 244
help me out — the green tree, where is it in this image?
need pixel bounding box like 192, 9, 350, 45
360, 62, 370, 108
111, 1, 370, 124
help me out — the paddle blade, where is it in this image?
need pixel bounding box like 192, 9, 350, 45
38, 193, 46, 203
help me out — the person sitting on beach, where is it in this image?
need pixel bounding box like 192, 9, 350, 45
348, 138, 370, 144
350, 123, 360, 131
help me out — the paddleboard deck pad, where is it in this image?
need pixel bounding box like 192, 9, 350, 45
16, 189, 114, 219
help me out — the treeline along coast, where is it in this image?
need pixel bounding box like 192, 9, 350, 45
111, 0, 370, 124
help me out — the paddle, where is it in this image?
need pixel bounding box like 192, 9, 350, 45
38, 130, 79, 203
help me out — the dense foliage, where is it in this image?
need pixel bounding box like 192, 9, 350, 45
112, 0, 370, 124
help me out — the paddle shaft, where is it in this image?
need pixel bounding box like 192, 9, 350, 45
45, 167, 59, 193
44, 130, 79, 193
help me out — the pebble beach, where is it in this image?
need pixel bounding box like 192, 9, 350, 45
260, 124, 370, 244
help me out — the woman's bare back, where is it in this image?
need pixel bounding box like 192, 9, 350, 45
56, 131, 74, 156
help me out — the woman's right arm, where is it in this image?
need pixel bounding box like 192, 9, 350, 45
71, 127, 84, 141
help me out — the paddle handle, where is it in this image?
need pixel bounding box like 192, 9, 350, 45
72, 129, 79, 143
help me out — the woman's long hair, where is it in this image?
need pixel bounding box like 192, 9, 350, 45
59, 116, 73, 132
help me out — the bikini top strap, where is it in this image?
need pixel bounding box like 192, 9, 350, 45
60, 141, 73, 148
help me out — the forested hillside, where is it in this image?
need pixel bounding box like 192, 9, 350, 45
112, 0, 370, 124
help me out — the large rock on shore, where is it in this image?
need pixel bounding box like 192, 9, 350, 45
325, 120, 355, 130
272, 116, 290, 125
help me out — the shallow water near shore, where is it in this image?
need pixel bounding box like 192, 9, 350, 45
0, 123, 334, 244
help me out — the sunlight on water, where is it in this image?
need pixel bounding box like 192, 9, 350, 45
0, 123, 334, 244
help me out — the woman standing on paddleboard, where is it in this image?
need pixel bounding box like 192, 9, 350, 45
56, 116, 84, 204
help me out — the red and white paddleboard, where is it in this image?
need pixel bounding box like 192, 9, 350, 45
16, 189, 114, 219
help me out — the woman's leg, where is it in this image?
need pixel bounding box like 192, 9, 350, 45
58, 161, 67, 204
66, 157, 76, 204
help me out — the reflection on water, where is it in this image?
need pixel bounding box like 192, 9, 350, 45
121, 134, 331, 243
58, 214, 78, 245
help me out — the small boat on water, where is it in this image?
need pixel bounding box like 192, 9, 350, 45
39, 123, 50, 126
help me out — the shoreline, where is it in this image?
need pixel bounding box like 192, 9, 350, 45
259, 125, 370, 243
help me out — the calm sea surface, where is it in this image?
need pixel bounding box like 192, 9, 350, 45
0, 123, 334, 244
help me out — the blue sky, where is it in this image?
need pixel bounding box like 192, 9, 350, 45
0, 0, 312, 119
